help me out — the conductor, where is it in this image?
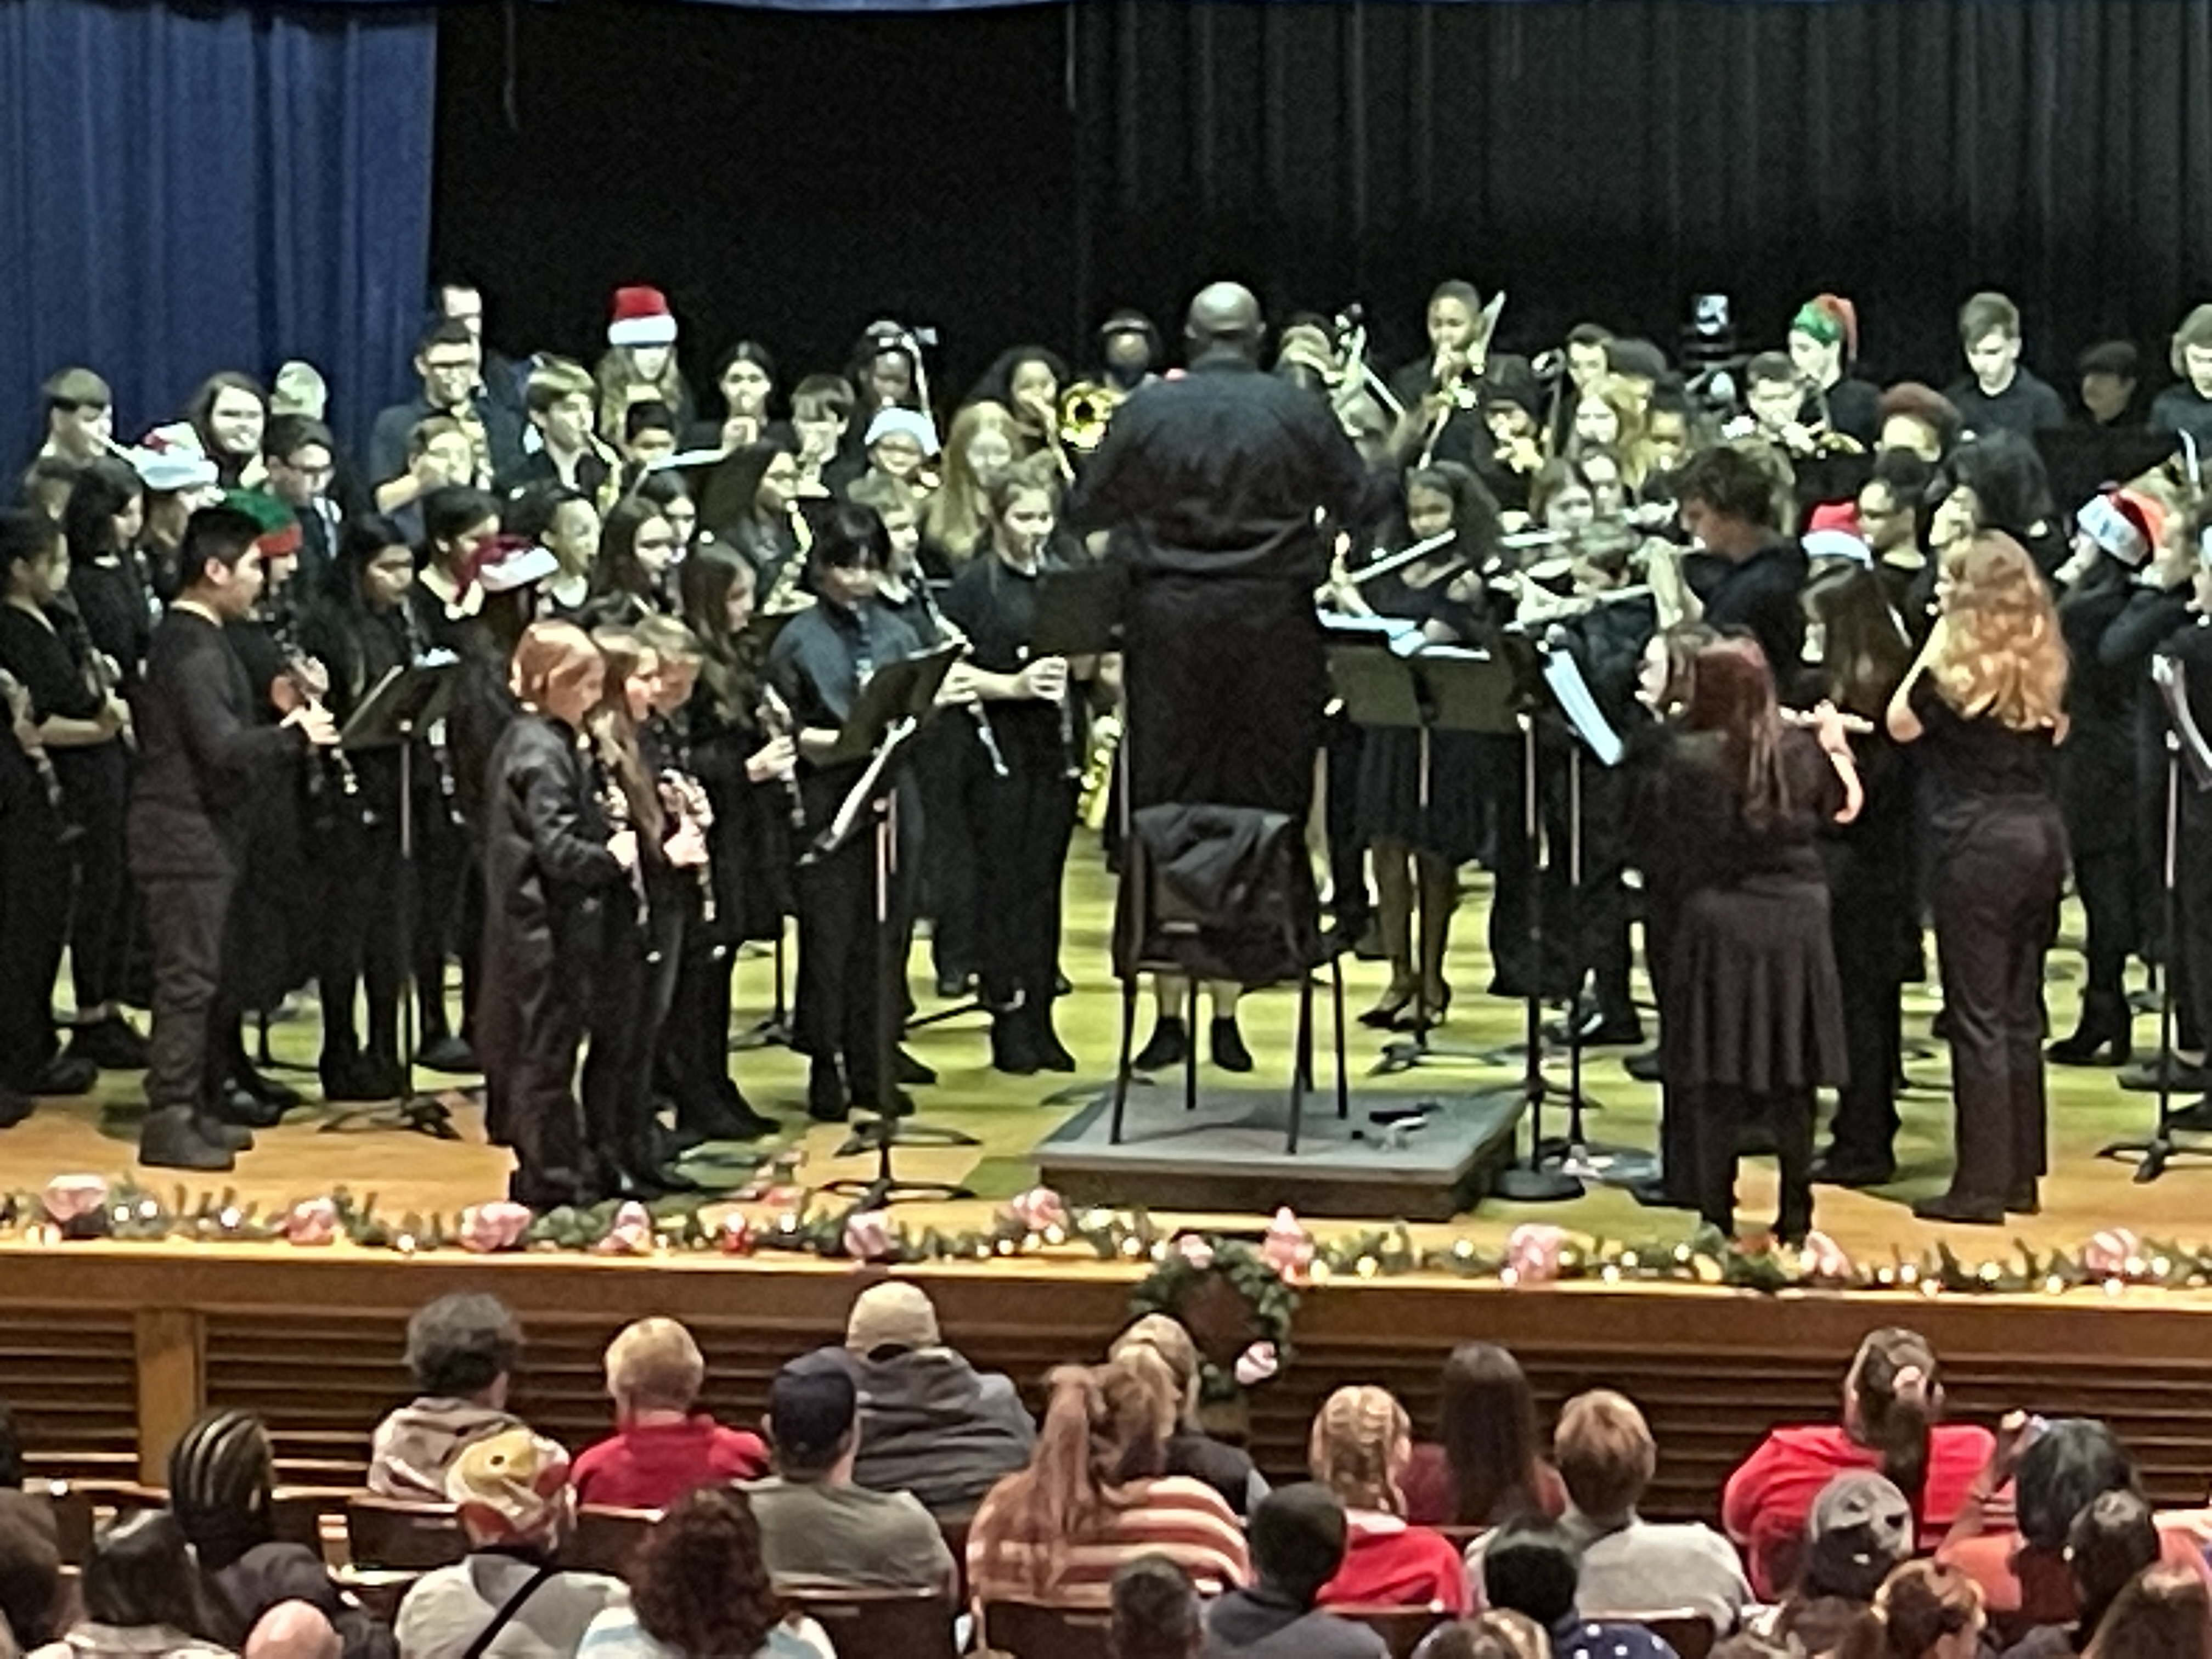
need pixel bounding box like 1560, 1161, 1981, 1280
1070, 280, 1370, 1069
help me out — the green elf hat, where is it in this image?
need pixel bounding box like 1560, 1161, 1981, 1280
222, 489, 302, 560
1790, 294, 1859, 365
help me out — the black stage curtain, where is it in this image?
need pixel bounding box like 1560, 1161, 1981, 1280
1072, 1, 2212, 382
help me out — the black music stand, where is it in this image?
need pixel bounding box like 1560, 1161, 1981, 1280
806, 645, 982, 1207
2098, 650, 2212, 1182
318, 654, 465, 1139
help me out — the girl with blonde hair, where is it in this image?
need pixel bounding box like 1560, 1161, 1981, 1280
967, 1347, 1247, 1610
921, 400, 1024, 569
479, 622, 639, 1208
1308, 1385, 1470, 1613
1108, 1314, 1266, 1517
1889, 531, 2069, 1224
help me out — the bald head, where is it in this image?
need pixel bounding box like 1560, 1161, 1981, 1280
244, 1600, 341, 1659
1186, 282, 1265, 360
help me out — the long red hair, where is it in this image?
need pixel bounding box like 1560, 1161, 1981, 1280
1680, 637, 1791, 831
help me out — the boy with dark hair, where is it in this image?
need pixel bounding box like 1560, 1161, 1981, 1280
1943, 290, 2067, 438
501, 357, 616, 508
621, 399, 680, 471
1667, 444, 1808, 675
128, 506, 336, 1170
36, 368, 111, 467
1482, 1520, 1676, 1659
369, 317, 523, 498
1202, 1484, 1386, 1658
261, 415, 342, 600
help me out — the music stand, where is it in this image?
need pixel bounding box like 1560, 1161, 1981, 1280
318, 654, 465, 1139
805, 645, 982, 1207
2098, 650, 2212, 1181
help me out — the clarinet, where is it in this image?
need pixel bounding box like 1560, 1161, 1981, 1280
594, 753, 651, 930
755, 683, 808, 832
268, 592, 361, 808
0, 668, 67, 817
914, 574, 1008, 778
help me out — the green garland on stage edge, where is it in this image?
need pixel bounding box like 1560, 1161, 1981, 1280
0, 1176, 2198, 1327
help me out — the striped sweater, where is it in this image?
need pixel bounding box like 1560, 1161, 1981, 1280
967, 1474, 1251, 1606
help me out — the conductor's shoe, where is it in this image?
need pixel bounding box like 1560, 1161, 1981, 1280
218, 1088, 286, 1130
198, 1114, 255, 1152
1809, 1149, 1896, 1188
806, 1060, 848, 1124
1911, 1189, 2006, 1226
1132, 1016, 1189, 1073
1210, 1016, 1254, 1074
139, 1109, 235, 1172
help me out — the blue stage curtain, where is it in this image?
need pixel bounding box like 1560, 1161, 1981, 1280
0, 0, 435, 466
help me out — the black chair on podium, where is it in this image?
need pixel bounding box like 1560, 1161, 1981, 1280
1107, 802, 1349, 1152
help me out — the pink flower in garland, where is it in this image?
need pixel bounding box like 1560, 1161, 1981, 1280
2083, 1228, 2143, 1280
458, 1201, 533, 1254
283, 1197, 340, 1248
41, 1174, 109, 1228
718, 1212, 755, 1256
1175, 1234, 1216, 1272
1503, 1223, 1566, 1285
1233, 1341, 1280, 1386
843, 1209, 895, 1263
1261, 1208, 1313, 1278
1004, 1187, 1069, 1235
594, 1201, 656, 1256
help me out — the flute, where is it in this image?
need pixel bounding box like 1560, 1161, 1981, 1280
1781, 707, 1876, 734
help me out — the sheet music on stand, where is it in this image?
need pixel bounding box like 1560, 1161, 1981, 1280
1538, 646, 1624, 768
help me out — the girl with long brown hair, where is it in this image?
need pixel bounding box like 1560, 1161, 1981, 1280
1634, 636, 1857, 1240
1402, 1342, 1564, 1528
1889, 531, 2068, 1224
967, 1347, 1248, 1610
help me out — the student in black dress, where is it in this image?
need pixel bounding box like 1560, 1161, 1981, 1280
0, 665, 71, 1126
478, 620, 639, 1207
1889, 532, 2069, 1224
1633, 637, 1857, 1241
1338, 462, 1501, 1030
1797, 560, 1917, 1187
62, 457, 157, 692
768, 505, 928, 1121
298, 516, 422, 1102
698, 442, 808, 597
1940, 431, 2067, 580
129, 506, 336, 1170
941, 468, 1083, 1074
2045, 492, 2164, 1066
0, 510, 136, 1084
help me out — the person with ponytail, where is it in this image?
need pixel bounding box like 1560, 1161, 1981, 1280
1306, 1386, 1469, 1614
1724, 1328, 1995, 1598
966, 1347, 1248, 1610
1835, 1561, 1985, 1659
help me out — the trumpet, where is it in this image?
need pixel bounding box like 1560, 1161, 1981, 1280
1058, 381, 1124, 454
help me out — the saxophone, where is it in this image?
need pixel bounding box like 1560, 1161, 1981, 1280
1076, 708, 1122, 831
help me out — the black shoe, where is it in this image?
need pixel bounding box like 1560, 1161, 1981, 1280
415, 1035, 479, 1074
852, 1084, 915, 1119
893, 1047, 936, 1087
1031, 1017, 1079, 1074
2049, 992, 2132, 1066
2006, 1180, 2041, 1216
1912, 1189, 2006, 1226
32, 1055, 97, 1096
1133, 1016, 1189, 1073
1210, 1016, 1253, 1073
198, 1113, 256, 1152
1626, 1177, 1694, 1210
1809, 1150, 1896, 1188
1545, 1005, 1645, 1047
991, 1012, 1041, 1076
1622, 1047, 1663, 1082
1930, 1007, 1955, 1042
66, 1015, 148, 1070
680, 1096, 779, 1143
217, 1087, 286, 1130
232, 1066, 302, 1111
139, 1110, 235, 1172
2167, 1096, 2212, 1132
2121, 1056, 2210, 1093
0, 1088, 32, 1128
320, 1056, 383, 1103
807, 1059, 848, 1124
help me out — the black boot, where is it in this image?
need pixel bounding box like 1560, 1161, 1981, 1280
806, 1057, 848, 1124
1133, 1015, 1189, 1072
1210, 1015, 1254, 1073
139, 1109, 235, 1172
2047, 990, 2132, 1066
1030, 1003, 1078, 1074
990, 1008, 1041, 1076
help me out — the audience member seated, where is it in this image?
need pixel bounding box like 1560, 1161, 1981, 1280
1411, 1611, 1550, 1659
1306, 1387, 1469, 1615
1746, 1473, 1913, 1657
168, 1409, 389, 1659
244, 1603, 343, 1659
1999, 1490, 2160, 1659
968, 1347, 1248, 1609
393, 1430, 624, 1659
842, 1283, 1034, 1517
1553, 1390, 1749, 1632
1480, 1520, 1678, 1659
1832, 1560, 1985, 1659
571, 1318, 766, 1510
1403, 1344, 1566, 1529
26, 1510, 238, 1659
0, 1492, 61, 1659
1112, 1556, 1205, 1659
2081, 1564, 2210, 1659
1937, 1416, 2211, 1630
370, 1295, 534, 1502
1111, 1316, 1268, 1519
576, 1488, 831, 1659
1201, 1484, 1387, 1659
1723, 1327, 1991, 1597
739, 1350, 955, 1594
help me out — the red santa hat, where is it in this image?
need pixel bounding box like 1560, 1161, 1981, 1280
607, 285, 678, 350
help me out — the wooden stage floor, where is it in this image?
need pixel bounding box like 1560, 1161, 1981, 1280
1, 849, 2204, 1267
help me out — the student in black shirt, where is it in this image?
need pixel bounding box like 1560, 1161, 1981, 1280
0, 663, 71, 1126
129, 506, 336, 1170
1786, 295, 1882, 449
1943, 291, 2068, 438
1669, 444, 1809, 675
0, 510, 137, 1084
262, 416, 345, 607
498, 357, 619, 514
1889, 532, 2069, 1224
62, 457, 160, 690
941, 468, 1084, 1075
769, 505, 929, 1121
2150, 304, 2212, 452
369, 319, 525, 504
2077, 340, 2145, 429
